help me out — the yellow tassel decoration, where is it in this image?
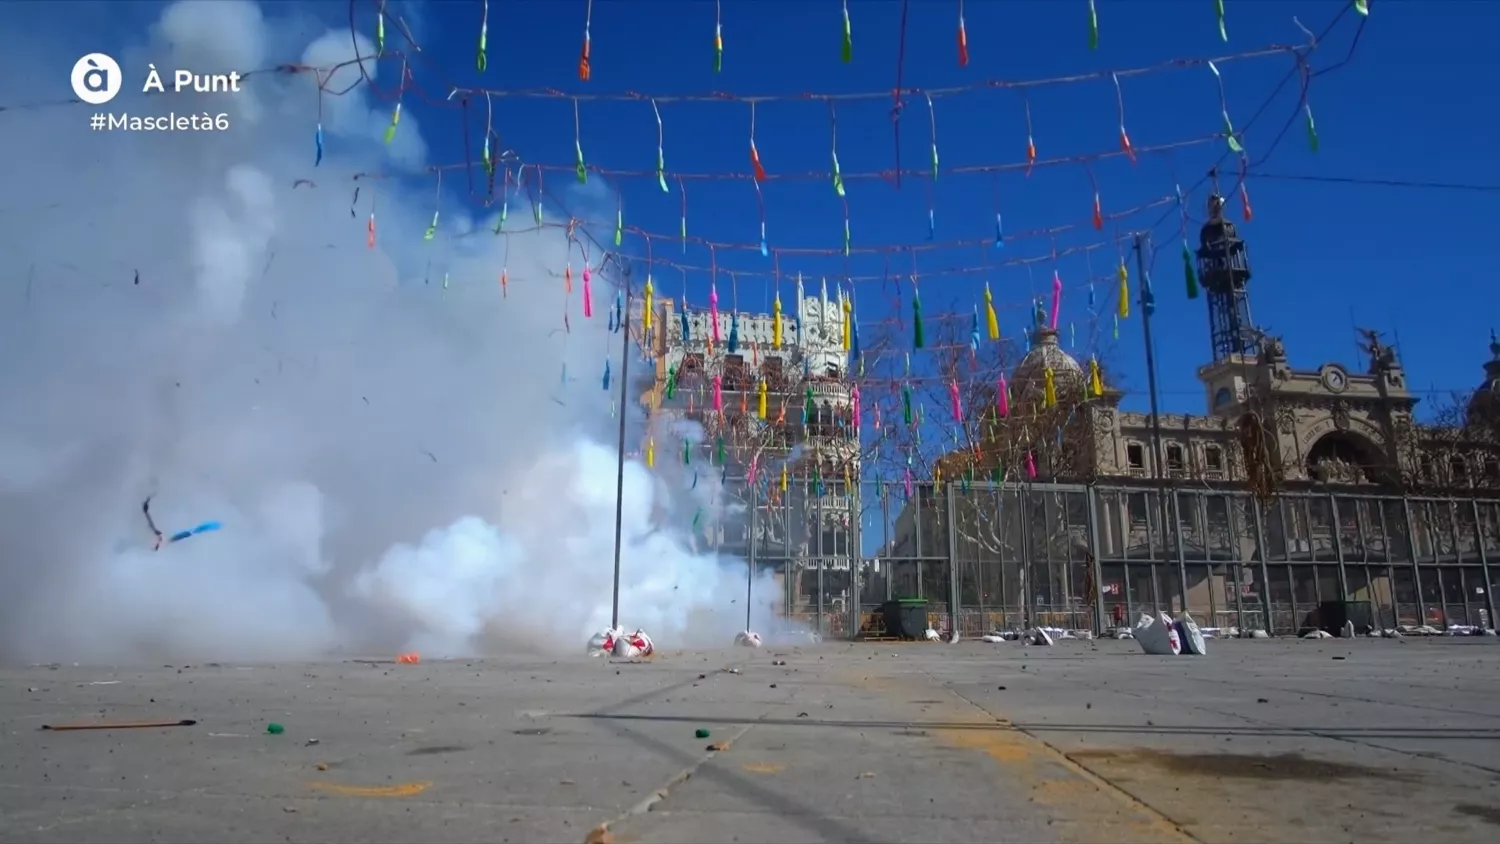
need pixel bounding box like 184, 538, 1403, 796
780, 463, 788, 491
757, 379, 768, 419
772, 290, 783, 349
1090, 358, 1104, 397
1043, 367, 1057, 408
984, 283, 1000, 340
643, 276, 654, 331
645, 438, 655, 467
1117, 262, 1130, 319
841, 294, 852, 350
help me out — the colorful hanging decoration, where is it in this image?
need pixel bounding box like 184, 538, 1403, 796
1214, 0, 1228, 41
757, 379, 768, 419
646, 438, 655, 468
1304, 103, 1320, 152
1183, 242, 1200, 299
1088, 0, 1100, 50
423, 171, 441, 241
573, 100, 588, 183
911, 280, 925, 350
948, 380, 962, 422
1354, 0, 1369, 16
1112, 73, 1136, 164
749, 103, 768, 181
665, 364, 678, 399
713, 0, 724, 72
708, 280, 721, 342
712, 374, 723, 412
771, 287, 783, 348
829, 105, 845, 197
581, 265, 594, 317
850, 385, 862, 432
902, 384, 913, 425
643, 276, 654, 332
1043, 368, 1058, 407
651, 99, 669, 192
679, 297, 689, 342
602, 358, 612, 391
382, 75, 403, 144
1025, 451, 1038, 479
728, 310, 740, 354
997, 374, 1011, 417
1090, 358, 1104, 396
1117, 261, 1130, 318
477, 0, 489, 70
926, 94, 940, 182
578, 0, 592, 81
683, 439, 691, 465
375, 1, 385, 53
1023, 97, 1037, 176
957, 0, 970, 66
841, 0, 853, 62
841, 289, 852, 351
1207, 61, 1244, 153
1049, 271, 1063, 330
982, 287, 999, 344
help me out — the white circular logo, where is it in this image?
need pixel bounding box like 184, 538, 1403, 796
71, 53, 123, 105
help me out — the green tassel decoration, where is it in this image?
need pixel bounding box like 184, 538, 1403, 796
424, 211, 438, 241
841, 3, 852, 63
383, 102, 401, 144
657, 149, 668, 193
1182, 242, 1200, 299
614, 207, 623, 247
666, 365, 678, 399
575, 140, 587, 184
1214, 0, 1227, 42
902, 385, 913, 425
804, 387, 815, 422
716, 435, 725, 465
684, 439, 691, 465
1088, 0, 1099, 50
1223, 113, 1243, 153
1304, 104, 1320, 153
477, 0, 489, 70
912, 291, 925, 350
1353, 0, 1368, 15
376, 11, 385, 55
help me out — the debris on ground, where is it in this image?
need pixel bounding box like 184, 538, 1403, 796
1173, 613, 1208, 655
1027, 627, 1054, 646
1134, 612, 1182, 655
695, 728, 711, 738
42, 718, 197, 732
267, 722, 285, 735
735, 630, 763, 648
395, 653, 421, 664
588, 628, 656, 658
584, 824, 614, 844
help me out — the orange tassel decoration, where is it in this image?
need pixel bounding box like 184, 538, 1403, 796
1240, 181, 1254, 221
957, 16, 969, 66
750, 141, 767, 182
1120, 127, 1136, 164
500, 269, 508, 297
1026, 137, 1036, 173
1092, 192, 1104, 230
366, 214, 375, 249
564, 263, 573, 293
578, 33, 591, 81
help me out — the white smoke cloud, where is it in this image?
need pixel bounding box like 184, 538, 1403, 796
0, 0, 783, 664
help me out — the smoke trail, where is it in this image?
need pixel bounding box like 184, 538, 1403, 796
0, 0, 784, 664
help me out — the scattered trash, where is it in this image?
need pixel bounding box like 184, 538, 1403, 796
305, 738, 320, 746
395, 653, 420, 664
924, 628, 941, 641
315, 762, 329, 771
267, 723, 285, 735
1250, 629, 1271, 639
1027, 627, 1054, 646
85, 680, 121, 686
771, 659, 787, 666
734, 630, 763, 648
1173, 613, 1208, 656
42, 718, 197, 732
695, 728, 711, 739
1332, 656, 1347, 661
1302, 630, 1333, 640
707, 741, 730, 751
584, 824, 615, 844
1256, 698, 1269, 704
856, 771, 877, 779
1134, 612, 1182, 656
208, 732, 250, 738
725, 668, 741, 675
1342, 620, 1357, 639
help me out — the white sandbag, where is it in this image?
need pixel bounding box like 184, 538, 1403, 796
924, 628, 941, 641
734, 630, 763, 648
1301, 629, 1332, 639
1250, 629, 1270, 639
1342, 620, 1356, 639
1133, 613, 1181, 655
948, 630, 961, 644
1029, 627, 1054, 646
588, 627, 623, 657
632, 629, 655, 656
1174, 613, 1207, 656
980, 633, 1007, 644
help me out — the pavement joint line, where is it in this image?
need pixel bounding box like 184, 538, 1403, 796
929, 670, 1203, 844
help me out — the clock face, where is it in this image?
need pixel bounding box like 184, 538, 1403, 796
1322, 368, 1347, 392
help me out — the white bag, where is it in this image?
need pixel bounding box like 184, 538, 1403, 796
1174, 613, 1207, 656
1029, 627, 1054, 646
734, 630, 763, 648
1134, 612, 1181, 655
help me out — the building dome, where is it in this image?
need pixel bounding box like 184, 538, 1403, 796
1013, 326, 1085, 401
1466, 331, 1500, 423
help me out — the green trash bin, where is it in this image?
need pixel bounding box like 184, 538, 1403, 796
882, 599, 928, 640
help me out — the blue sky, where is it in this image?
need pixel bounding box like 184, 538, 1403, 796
365, 0, 1490, 417
42, 0, 1496, 418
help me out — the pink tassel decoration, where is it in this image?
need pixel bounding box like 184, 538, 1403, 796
997, 375, 1011, 417
1025, 451, 1037, 479
904, 467, 914, 499
582, 267, 594, 318
948, 380, 962, 422
873, 404, 882, 429
850, 385, 862, 432
709, 284, 721, 342
712, 374, 723, 412
1049, 271, 1062, 330
748, 455, 759, 485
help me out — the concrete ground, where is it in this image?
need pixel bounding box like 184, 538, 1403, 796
2, 638, 1499, 843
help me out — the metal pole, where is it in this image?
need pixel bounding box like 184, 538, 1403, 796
609, 291, 632, 631
946, 481, 961, 638
1134, 232, 1181, 612
746, 472, 757, 631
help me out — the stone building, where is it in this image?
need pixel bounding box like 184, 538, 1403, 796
879, 196, 1500, 635
637, 280, 860, 618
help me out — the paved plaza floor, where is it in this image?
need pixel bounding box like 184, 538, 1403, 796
3, 637, 1499, 843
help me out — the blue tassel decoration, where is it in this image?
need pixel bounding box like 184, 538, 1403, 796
315, 123, 324, 166
602, 359, 611, 391
728, 312, 739, 354
994, 213, 1004, 248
